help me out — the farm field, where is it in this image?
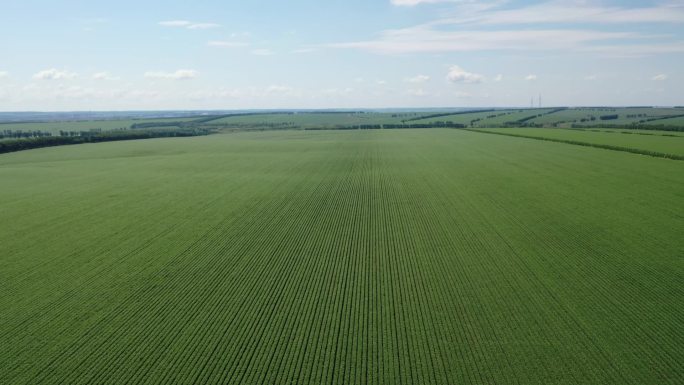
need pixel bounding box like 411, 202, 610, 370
645, 116, 684, 126
0, 129, 682, 384
205, 112, 412, 129
409, 109, 553, 126
0, 117, 203, 135
479, 127, 684, 157
527, 107, 684, 126
408, 107, 684, 128
581, 128, 684, 137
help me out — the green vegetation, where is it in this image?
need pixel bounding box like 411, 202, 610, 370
0, 117, 204, 136
408, 107, 684, 130
408, 109, 550, 127
0, 127, 212, 154
478, 127, 684, 158
1, 129, 682, 384
645, 115, 684, 126
204, 111, 411, 129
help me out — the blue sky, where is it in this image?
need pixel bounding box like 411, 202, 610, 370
0, 0, 682, 110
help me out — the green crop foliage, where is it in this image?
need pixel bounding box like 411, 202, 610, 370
1, 129, 682, 384
0, 117, 203, 135
479, 127, 684, 157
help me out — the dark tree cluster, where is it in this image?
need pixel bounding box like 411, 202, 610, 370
0, 128, 211, 155
1, 130, 53, 139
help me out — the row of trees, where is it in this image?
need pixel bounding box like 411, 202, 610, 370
0, 128, 212, 155
305, 122, 468, 130
1, 130, 54, 139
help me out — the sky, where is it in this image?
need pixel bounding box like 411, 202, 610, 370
0, 0, 682, 111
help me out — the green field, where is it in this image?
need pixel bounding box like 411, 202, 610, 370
409, 109, 555, 126
646, 116, 684, 126
525, 107, 684, 126
1, 129, 682, 384
408, 107, 684, 128
481, 127, 684, 157
3, 108, 684, 141
206, 112, 410, 128
582, 128, 684, 137
0, 117, 203, 135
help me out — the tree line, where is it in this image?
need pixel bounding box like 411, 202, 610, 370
0, 128, 212, 155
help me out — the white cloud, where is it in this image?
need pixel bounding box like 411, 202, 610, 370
493, 74, 503, 82
391, 0, 459, 6
585, 75, 598, 80
144, 69, 198, 80
525, 74, 538, 81
580, 42, 684, 58
159, 20, 220, 30
188, 85, 302, 100
323, 88, 355, 97
264, 85, 295, 95
330, 2, 684, 56
0, 71, 8, 79
230, 32, 251, 38
406, 74, 430, 83
251, 49, 274, 56
92, 71, 119, 81
330, 27, 645, 55
447, 66, 483, 83
292, 48, 315, 54
438, 2, 684, 26
187, 23, 220, 30
652, 74, 668, 81
407, 88, 428, 97
159, 20, 191, 27
33, 69, 78, 80
207, 41, 249, 48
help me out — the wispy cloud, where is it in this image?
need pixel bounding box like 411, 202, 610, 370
652, 74, 668, 81
187, 23, 221, 30
329, 28, 646, 54
251, 49, 275, 56
323, 88, 355, 97
391, 0, 461, 6
407, 88, 428, 97
33, 69, 78, 80
406, 74, 430, 83
207, 41, 249, 48
330, 2, 684, 56
144, 69, 198, 80
447, 66, 483, 83
493, 74, 503, 82
92, 71, 119, 81
0, 71, 8, 79
188, 85, 302, 100
292, 48, 315, 54
159, 20, 220, 30
525, 74, 538, 81
436, 1, 684, 26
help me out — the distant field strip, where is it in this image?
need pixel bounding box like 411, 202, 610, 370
464, 127, 684, 160
0, 130, 682, 384
0, 117, 203, 135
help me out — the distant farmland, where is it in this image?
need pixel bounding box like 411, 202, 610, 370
3, 107, 684, 143
1, 129, 682, 384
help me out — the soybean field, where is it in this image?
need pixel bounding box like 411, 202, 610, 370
1, 129, 682, 384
